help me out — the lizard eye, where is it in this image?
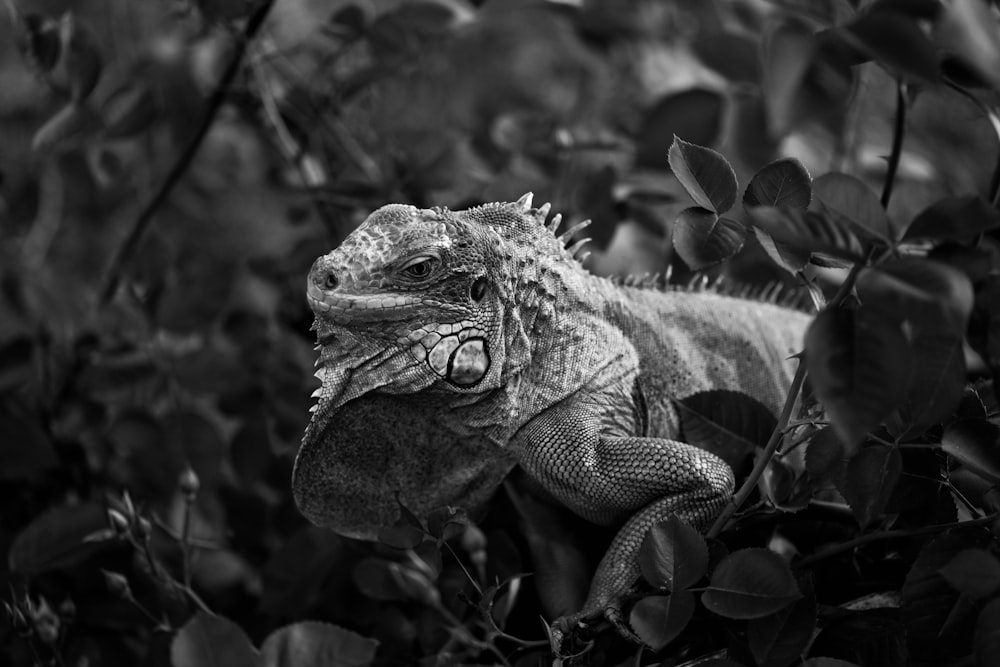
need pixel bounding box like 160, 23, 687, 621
399, 256, 437, 280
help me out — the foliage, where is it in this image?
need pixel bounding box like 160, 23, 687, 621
2, 0, 1000, 666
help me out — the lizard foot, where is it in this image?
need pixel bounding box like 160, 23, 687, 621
549, 601, 641, 656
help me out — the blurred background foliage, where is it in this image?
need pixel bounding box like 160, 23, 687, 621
2, 0, 1000, 665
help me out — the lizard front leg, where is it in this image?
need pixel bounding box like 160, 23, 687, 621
511, 383, 735, 645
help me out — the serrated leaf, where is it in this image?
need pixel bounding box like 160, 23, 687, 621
744, 158, 812, 210
676, 389, 778, 471
702, 548, 801, 619
895, 333, 965, 436
629, 592, 695, 651
805, 427, 848, 481
805, 308, 914, 447
260, 621, 378, 667
813, 173, 892, 242
836, 444, 902, 527
940, 549, 1000, 599
638, 516, 708, 591
8, 502, 111, 575
753, 227, 810, 274
636, 89, 725, 169
857, 259, 974, 335
171, 612, 259, 667
942, 419, 1000, 483
673, 208, 746, 270
668, 136, 738, 214
748, 576, 816, 667
843, 12, 940, 86
747, 206, 865, 261
904, 195, 1000, 241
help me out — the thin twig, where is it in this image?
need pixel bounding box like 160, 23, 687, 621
99, 0, 276, 303
796, 513, 997, 568
880, 81, 907, 210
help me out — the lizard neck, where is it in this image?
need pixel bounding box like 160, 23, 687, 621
446, 260, 636, 445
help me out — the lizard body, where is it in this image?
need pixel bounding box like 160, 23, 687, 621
292, 194, 809, 638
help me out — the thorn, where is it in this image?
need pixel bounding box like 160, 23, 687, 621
515, 192, 533, 211
664, 265, 673, 283
547, 213, 563, 233
578, 250, 592, 265
538, 202, 551, 219
558, 219, 592, 242
567, 237, 591, 258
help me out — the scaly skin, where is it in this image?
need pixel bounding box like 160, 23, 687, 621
292, 194, 810, 647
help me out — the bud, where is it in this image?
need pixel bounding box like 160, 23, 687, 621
107, 508, 130, 535
179, 466, 200, 500
101, 570, 131, 599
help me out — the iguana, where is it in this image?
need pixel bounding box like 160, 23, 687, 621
292, 193, 811, 645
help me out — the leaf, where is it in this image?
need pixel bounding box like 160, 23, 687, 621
804, 308, 913, 447
8, 502, 111, 575
894, 333, 965, 436
260, 621, 378, 667
763, 21, 816, 136
843, 12, 940, 86
804, 427, 847, 483
940, 549, 1000, 599
638, 516, 709, 592
673, 208, 746, 270
903, 531, 992, 664
941, 419, 1000, 483
813, 173, 892, 242
171, 611, 259, 667
636, 89, 725, 169
857, 259, 974, 336
702, 548, 801, 620
836, 444, 903, 527
629, 592, 696, 651
904, 195, 1000, 241
744, 158, 812, 210
676, 389, 778, 471
231, 413, 275, 484
668, 136, 738, 214
975, 598, 1000, 667
936, 0, 1000, 91
692, 32, 761, 84
753, 227, 810, 275
747, 206, 864, 262
748, 576, 816, 667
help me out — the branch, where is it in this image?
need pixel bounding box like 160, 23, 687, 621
796, 513, 998, 568
99, 0, 277, 303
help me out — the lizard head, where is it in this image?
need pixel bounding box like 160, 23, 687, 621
295, 195, 565, 535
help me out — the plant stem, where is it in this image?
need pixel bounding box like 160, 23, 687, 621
708, 360, 807, 538
880, 81, 907, 210
708, 246, 876, 538
796, 513, 997, 567
99, 0, 276, 303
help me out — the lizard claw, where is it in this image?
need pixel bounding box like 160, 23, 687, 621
605, 603, 642, 644
548, 600, 641, 657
